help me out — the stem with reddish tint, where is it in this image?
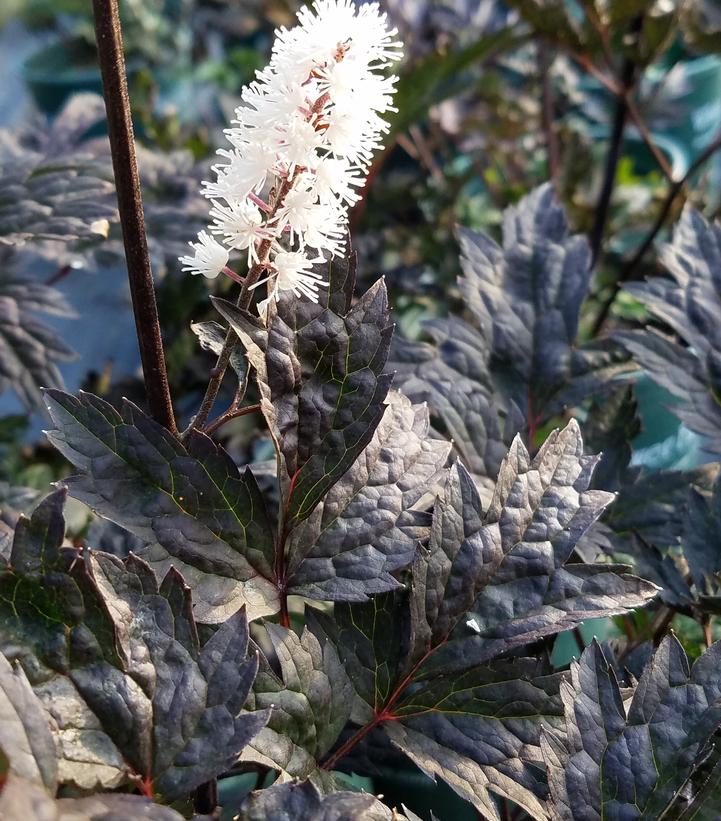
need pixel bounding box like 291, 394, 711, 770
527, 395, 537, 451
321, 642, 445, 771
273, 469, 301, 629
203, 402, 261, 437
186, 231, 275, 438
538, 42, 559, 180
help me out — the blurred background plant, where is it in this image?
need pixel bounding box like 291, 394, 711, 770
2, 0, 721, 817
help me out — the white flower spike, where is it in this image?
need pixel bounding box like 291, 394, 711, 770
181, 0, 402, 315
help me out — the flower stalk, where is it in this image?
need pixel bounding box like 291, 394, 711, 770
185, 173, 297, 437
184, 0, 401, 435
92, 0, 176, 434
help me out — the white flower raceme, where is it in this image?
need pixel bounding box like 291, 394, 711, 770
181, 0, 402, 312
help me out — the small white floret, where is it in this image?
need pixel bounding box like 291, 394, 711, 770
179, 231, 229, 279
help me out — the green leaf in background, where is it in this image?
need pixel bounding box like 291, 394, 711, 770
388, 26, 528, 140
680, 0, 721, 55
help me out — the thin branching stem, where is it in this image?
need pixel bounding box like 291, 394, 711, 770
591, 128, 721, 335
186, 233, 275, 438
588, 15, 644, 266
204, 403, 261, 437
575, 4, 674, 185
624, 93, 675, 183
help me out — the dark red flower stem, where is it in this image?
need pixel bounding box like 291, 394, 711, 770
538, 42, 559, 180
274, 469, 300, 628
92, 0, 176, 434
527, 390, 538, 451
203, 402, 261, 437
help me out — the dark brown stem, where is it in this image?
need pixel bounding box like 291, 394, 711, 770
619, 605, 675, 663
203, 403, 261, 437
526, 389, 542, 454
538, 43, 559, 180
278, 595, 290, 629
572, 626, 586, 655
580, 0, 616, 70
321, 640, 446, 772
591, 127, 721, 336
576, 2, 673, 185
650, 606, 677, 646
570, 51, 620, 95
588, 15, 644, 266
272, 467, 300, 631
408, 124, 444, 183
253, 764, 271, 790
92, 0, 176, 433
321, 712, 386, 773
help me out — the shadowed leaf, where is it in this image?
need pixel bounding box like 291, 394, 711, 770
240, 623, 353, 784
43, 389, 278, 623
543, 637, 721, 820
0, 488, 267, 798
0, 251, 77, 410
0, 771, 187, 820
0, 652, 57, 792
620, 207, 721, 456
239, 779, 400, 820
